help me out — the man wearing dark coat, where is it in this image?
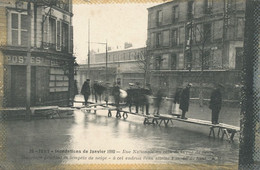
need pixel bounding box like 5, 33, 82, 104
179, 83, 192, 119
81, 79, 91, 105
209, 84, 223, 124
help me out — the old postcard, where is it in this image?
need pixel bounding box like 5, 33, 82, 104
0, 0, 259, 169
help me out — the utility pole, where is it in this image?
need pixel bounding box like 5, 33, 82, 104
26, 1, 32, 120
87, 19, 90, 79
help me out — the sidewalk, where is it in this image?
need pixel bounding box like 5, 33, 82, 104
0, 106, 74, 120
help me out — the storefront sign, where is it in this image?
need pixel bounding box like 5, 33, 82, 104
7, 55, 51, 66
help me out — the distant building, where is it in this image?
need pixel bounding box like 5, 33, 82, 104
147, 0, 245, 101
0, 0, 74, 107
76, 46, 147, 90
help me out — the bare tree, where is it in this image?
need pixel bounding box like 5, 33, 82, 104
135, 48, 153, 87
190, 21, 224, 106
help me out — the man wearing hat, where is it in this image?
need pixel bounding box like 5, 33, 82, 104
209, 83, 223, 124
81, 79, 91, 106
179, 83, 192, 119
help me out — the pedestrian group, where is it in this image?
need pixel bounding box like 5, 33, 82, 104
79, 79, 224, 124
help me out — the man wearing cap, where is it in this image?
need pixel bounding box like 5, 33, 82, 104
179, 83, 192, 119
81, 79, 91, 106
209, 84, 223, 124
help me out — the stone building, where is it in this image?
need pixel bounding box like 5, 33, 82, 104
76, 46, 147, 90
0, 0, 74, 107
147, 0, 245, 101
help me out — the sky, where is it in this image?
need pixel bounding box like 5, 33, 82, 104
73, 3, 160, 64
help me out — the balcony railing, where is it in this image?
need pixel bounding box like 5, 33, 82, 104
42, 42, 56, 50
41, 42, 69, 53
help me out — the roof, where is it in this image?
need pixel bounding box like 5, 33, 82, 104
96, 45, 146, 55
147, 0, 175, 10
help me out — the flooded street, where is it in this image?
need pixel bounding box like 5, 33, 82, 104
0, 103, 240, 168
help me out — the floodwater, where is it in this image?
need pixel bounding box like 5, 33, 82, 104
0, 103, 240, 168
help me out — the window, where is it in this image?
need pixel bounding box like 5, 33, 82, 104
49, 17, 56, 50
57, 21, 61, 50
214, 20, 223, 40
172, 6, 179, 23
203, 23, 212, 43
10, 12, 29, 46
235, 48, 243, 70
157, 10, 163, 26
178, 53, 184, 69
69, 26, 73, 53
151, 33, 155, 48
237, 18, 244, 39
154, 56, 162, 70
172, 29, 178, 46
205, 0, 213, 14
179, 27, 185, 45
156, 32, 162, 47
171, 53, 177, 70
187, 1, 194, 20
61, 22, 69, 52
202, 50, 210, 70
194, 24, 202, 43
163, 30, 170, 47
162, 54, 169, 69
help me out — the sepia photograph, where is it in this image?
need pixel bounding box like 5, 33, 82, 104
0, 0, 259, 169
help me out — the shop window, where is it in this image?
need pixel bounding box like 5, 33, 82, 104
9, 12, 29, 46
49, 68, 69, 92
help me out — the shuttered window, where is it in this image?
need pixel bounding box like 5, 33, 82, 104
57, 21, 61, 50
69, 26, 73, 53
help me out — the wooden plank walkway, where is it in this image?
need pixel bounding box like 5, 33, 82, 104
146, 114, 240, 142
71, 100, 240, 142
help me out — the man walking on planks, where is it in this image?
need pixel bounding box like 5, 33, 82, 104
179, 83, 192, 119
81, 79, 91, 106
209, 83, 223, 124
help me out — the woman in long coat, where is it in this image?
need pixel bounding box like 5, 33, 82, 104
179, 83, 192, 119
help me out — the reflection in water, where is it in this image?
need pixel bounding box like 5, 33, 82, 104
2, 108, 239, 166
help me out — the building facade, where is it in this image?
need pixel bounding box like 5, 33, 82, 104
0, 0, 74, 107
76, 47, 147, 90
147, 0, 245, 101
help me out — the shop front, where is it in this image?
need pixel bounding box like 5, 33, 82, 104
4, 52, 73, 107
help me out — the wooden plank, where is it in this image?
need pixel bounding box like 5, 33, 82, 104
81, 107, 116, 111
171, 117, 240, 132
